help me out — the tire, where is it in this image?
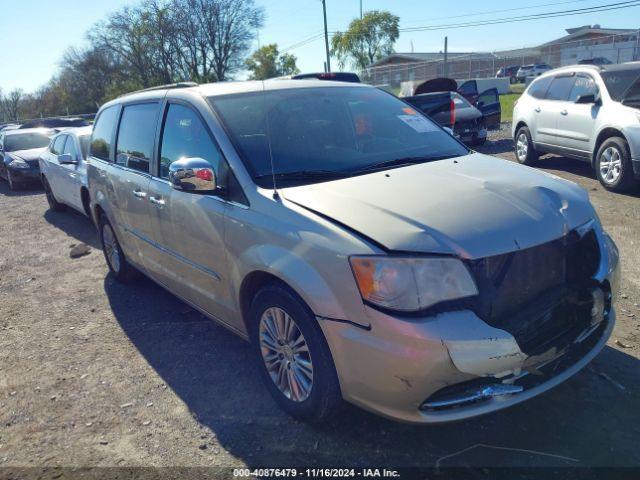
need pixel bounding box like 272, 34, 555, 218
472, 135, 486, 147
7, 172, 19, 191
595, 136, 638, 192
98, 214, 140, 283
42, 176, 66, 212
249, 283, 343, 423
514, 126, 539, 165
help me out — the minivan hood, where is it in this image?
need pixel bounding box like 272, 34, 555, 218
282, 153, 595, 259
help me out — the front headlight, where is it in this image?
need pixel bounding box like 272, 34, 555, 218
9, 158, 30, 169
349, 256, 478, 312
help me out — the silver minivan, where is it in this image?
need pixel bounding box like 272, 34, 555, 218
88, 80, 619, 424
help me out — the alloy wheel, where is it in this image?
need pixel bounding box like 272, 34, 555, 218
516, 133, 528, 161
102, 223, 121, 274
599, 146, 622, 185
259, 306, 313, 402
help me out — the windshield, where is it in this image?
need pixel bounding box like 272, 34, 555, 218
4, 132, 51, 152
601, 69, 640, 103
209, 86, 468, 186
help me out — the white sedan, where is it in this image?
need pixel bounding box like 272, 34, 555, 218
39, 126, 93, 215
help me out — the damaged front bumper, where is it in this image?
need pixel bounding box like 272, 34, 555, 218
319, 230, 620, 424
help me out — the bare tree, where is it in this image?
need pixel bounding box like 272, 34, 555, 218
2, 89, 23, 121
89, 5, 155, 88
201, 0, 264, 81
2, 0, 266, 119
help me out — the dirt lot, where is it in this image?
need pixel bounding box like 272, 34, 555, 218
1, 129, 640, 474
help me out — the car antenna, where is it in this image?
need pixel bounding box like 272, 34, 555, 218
262, 80, 279, 200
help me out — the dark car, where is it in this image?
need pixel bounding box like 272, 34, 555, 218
578, 57, 613, 66
404, 91, 490, 146
496, 65, 520, 83
292, 72, 361, 83
19, 117, 89, 130
0, 128, 54, 190
406, 78, 501, 140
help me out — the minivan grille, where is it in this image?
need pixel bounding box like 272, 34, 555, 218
465, 229, 601, 354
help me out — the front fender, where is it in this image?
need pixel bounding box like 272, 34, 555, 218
231, 244, 352, 322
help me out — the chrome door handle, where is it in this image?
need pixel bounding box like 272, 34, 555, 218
560, 109, 568, 115
132, 190, 146, 198
534, 107, 541, 112
149, 196, 165, 206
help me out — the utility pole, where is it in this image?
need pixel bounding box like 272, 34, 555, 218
360, 0, 363, 19
443, 36, 448, 77
322, 0, 331, 72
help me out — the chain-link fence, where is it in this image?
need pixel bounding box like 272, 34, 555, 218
360, 32, 640, 89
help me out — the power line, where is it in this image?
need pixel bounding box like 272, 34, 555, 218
399, 0, 640, 32
401, 0, 595, 25
280, 32, 329, 53
279, 0, 640, 54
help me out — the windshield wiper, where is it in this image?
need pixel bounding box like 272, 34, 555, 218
254, 170, 352, 181
351, 154, 458, 174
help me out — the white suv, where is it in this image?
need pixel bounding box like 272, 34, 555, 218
516, 63, 552, 82
512, 63, 640, 192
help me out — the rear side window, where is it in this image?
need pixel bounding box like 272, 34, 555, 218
477, 89, 498, 106
568, 75, 598, 102
159, 104, 222, 179
545, 76, 575, 101
90, 106, 119, 161
51, 135, 66, 155
528, 76, 553, 99
115, 103, 160, 174
458, 81, 476, 96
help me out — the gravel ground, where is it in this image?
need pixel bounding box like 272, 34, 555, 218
1, 128, 640, 474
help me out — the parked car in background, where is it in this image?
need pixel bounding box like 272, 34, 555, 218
516, 63, 553, 82
0, 128, 55, 190
88, 80, 618, 425
39, 126, 92, 214
496, 65, 520, 83
407, 77, 501, 140
512, 63, 640, 192
19, 117, 89, 130
291, 72, 361, 83
0, 123, 20, 132
404, 91, 492, 146
578, 57, 613, 66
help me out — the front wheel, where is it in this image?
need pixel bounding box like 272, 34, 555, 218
249, 284, 343, 423
514, 126, 539, 165
7, 172, 19, 191
42, 176, 66, 211
595, 137, 638, 192
99, 215, 140, 283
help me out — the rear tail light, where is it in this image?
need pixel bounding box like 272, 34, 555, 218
450, 98, 456, 126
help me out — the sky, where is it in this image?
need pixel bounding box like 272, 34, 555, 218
1, 0, 639, 93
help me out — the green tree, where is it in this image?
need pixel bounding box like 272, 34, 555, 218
245, 44, 299, 80
331, 10, 399, 71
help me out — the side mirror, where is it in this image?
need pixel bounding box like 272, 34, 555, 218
58, 153, 77, 164
575, 93, 597, 104
168, 157, 217, 193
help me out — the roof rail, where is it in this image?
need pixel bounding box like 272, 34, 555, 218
118, 82, 198, 98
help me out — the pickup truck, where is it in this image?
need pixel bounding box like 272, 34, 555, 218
402, 78, 501, 146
